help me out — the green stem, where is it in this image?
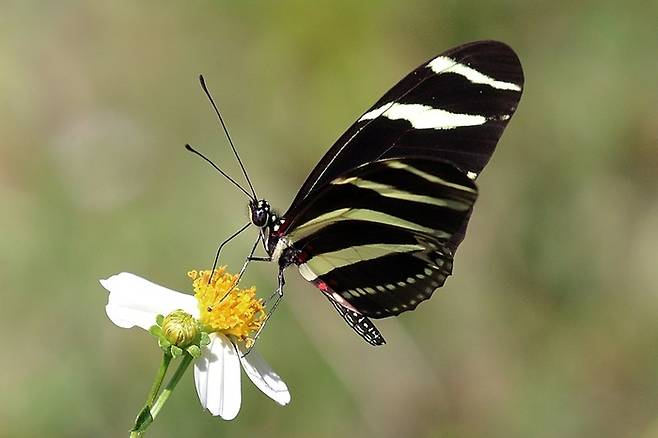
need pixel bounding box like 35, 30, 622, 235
129, 352, 173, 437
148, 353, 172, 405
150, 354, 194, 420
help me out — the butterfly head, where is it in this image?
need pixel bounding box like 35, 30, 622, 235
249, 199, 272, 228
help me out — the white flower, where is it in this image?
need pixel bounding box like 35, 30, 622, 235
100, 271, 291, 420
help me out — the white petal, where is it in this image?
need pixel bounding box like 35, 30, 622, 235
100, 272, 198, 330
237, 344, 291, 406
194, 334, 242, 420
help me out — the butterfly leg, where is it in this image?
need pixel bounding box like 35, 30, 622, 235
248, 256, 272, 262
242, 269, 285, 356
220, 234, 267, 301
223, 252, 272, 298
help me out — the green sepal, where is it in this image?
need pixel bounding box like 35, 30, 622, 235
170, 345, 183, 358
131, 405, 153, 432
200, 332, 211, 347
149, 325, 162, 337
158, 337, 171, 350
186, 345, 201, 358
155, 314, 165, 326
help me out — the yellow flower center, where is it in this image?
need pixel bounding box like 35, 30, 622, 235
188, 268, 265, 347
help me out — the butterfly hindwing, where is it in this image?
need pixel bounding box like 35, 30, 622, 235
314, 239, 454, 319
282, 156, 477, 319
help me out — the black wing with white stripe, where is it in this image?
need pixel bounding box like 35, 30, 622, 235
284, 157, 477, 319
287, 41, 523, 219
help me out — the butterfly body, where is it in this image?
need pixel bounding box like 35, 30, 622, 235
237, 40, 524, 345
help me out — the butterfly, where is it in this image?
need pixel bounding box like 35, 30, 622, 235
187, 40, 524, 345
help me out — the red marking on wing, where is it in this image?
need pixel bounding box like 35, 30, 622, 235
312, 279, 360, 313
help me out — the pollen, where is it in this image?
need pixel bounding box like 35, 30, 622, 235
188, 268, 266, 347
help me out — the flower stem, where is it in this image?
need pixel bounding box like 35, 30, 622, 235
129, 352, 172, 437
150, 354, 194, 420
147, 353, 172, 406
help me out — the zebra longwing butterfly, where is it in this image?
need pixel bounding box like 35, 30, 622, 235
190, 40, 524, 346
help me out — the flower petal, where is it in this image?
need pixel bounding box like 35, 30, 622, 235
237, 344, 291, 406
100, 272, 198, 330
194, 333, 242, 420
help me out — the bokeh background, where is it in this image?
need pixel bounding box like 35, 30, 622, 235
1, 1, 656, 437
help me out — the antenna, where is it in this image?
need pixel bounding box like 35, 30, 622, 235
185, 144, 254, 200
199, 74, 258, 200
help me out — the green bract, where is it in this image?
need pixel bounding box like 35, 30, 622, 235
150, 311, 210, 358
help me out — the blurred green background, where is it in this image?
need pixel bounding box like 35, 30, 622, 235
1, 1, 657, 437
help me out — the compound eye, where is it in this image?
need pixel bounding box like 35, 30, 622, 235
251, 208, 268, 228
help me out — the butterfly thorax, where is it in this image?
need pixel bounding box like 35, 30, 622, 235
267, 218, 301, 269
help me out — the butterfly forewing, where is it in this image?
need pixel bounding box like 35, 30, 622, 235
287, 40, 524, 225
